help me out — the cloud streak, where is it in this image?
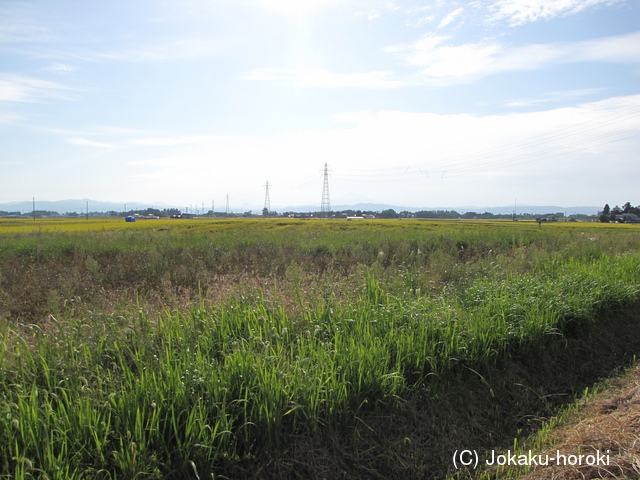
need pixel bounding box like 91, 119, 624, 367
245, 29, 640, 90
243, 68, 405, 88
0, 74, 72, 102
91, 38, 221, 63
65, 137, 120, 149
387, 30, 640, 85
488, 0, 626, 26
438, 7, 464, 28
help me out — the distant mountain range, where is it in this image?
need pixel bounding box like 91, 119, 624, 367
0, 199, 174, 214
0, 199, 600, 216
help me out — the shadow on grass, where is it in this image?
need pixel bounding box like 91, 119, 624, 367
239, 307, 640, 480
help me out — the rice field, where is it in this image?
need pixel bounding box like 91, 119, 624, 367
1, 218, 639, 479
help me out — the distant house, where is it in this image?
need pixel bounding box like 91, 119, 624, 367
535, 215, 558, 223
615, 213, 640, 223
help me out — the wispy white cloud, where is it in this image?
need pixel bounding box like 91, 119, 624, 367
244, 30, 640, 89
43, 125, 148, 137
575, 31, 640, 64
76, 37, 221, 63
488, 0, 626, 26
131, 135, 216, 146
0, 74, 71, 102
0, 109, 24, 125
492, 31, 640, 71
57, 126, 149, 148
59, 130, 234, 150
243, 68, 405, 88
252, 0, 339, 16
0, 22, 51, 45
0, 2, 54, 45
353, 1, 402, 21
504, 88, 606, 107
438, 7, 464, 28
385, 34, 500, 81
62, 132, 215, 149
44, 63, 78, 74
405, 14, 435, 27
1, 11, 220, 65
386, 31, 640, 85
65, 137, 120, 148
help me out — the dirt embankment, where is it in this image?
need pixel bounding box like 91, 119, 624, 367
513, 363, 640, 480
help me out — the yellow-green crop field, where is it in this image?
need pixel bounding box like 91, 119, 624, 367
2, 216, 640, 234
1, 218, 639, 479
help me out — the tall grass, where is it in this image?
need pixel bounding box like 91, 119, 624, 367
1, 219, 638, 322
1, 219, 640, 478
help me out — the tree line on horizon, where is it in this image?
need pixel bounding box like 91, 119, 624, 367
4, 205, 633, 222
599, 202, 640, 223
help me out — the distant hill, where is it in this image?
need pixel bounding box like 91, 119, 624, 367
0, 199, 175, 214
0, 199, 600, 216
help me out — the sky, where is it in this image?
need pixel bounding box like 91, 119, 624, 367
1, 0, 640, 211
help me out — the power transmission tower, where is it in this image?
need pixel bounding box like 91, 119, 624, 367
320, 163, 331, 218
263, 181, 271, 215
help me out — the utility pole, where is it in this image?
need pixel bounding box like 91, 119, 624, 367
263, 181, 271, 215
320, 163, 331, 218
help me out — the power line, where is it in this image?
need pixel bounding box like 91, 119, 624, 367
335, 107, 640, 182
415, 108, 640, 175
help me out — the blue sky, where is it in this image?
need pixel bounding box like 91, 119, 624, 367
1, 0, 639, 211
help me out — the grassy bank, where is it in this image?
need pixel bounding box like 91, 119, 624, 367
1, 219, 639, 478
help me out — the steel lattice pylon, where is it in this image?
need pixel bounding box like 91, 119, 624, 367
320, 163, 331, 217
264, 181, 271, 214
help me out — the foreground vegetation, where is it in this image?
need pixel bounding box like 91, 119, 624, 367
1, 218, 639, 479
